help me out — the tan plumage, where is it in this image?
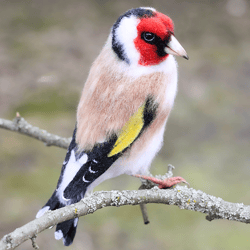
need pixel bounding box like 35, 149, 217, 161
76, 37, 172, 152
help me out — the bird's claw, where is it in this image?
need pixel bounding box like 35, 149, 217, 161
134, 174, 189, 189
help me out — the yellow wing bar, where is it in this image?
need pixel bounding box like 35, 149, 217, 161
108, 103, 145, 157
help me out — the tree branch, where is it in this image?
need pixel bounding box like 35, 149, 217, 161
1, 187, 250, 250
0, 115, 250, 249
0, 114, 70, 149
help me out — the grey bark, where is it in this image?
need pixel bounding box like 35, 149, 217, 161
1, 188, 250, 250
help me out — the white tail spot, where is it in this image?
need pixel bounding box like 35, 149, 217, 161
36, 206, 50, 218
55, 230, 63, 240
74, 218, 79, 227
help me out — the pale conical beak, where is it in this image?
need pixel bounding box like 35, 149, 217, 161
165, 35, 189, 60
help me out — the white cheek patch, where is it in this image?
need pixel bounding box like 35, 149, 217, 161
115, 16, 140, 66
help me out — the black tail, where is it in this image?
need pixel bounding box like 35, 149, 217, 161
36, 191, 79, 246
55, 218, 79, 246
36, 125, 122, 246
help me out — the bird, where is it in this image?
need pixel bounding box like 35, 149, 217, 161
36, 7, 188, 246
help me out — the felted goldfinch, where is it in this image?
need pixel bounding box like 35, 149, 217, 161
36, 7, 188, 246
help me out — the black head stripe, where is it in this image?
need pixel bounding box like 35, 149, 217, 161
115, 8, 155, 23
112, 8, 155, 64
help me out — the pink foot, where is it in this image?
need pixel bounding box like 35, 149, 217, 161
134, 174, 189, 189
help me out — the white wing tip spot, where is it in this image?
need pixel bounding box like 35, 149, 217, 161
62, 193, 70, 202
89, 166, 97, 174
55, 230, 63, 240
79, 154, 88, 165
82, 175, 90, 183
36, 206, 50, 218
74, 218, 79, 227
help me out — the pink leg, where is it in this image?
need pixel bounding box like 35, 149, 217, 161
134, 174, 189, 189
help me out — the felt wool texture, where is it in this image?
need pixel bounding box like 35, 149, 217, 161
36, 7, 188, 247
76, 41, 175, 150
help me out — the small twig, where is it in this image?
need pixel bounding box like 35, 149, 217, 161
137, 164, 189, 224
13, 112, 21, 125
137, 172, 157, 225
0, 115, 71, 149
138, 183, 151, 225
139, 203, 150, 224
137, 165, 179, 224
30, 235, 39, 250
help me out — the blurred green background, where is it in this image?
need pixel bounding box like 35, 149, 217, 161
0, 0, 249, 249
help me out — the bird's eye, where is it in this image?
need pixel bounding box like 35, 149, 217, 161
143, 32, 155, 42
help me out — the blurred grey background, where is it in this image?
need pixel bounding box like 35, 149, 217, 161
0, 0, 249, 249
